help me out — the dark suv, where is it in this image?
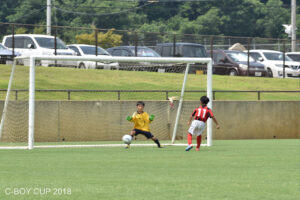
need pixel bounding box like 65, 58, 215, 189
106, 46, 165, 72
107, 46, 160, 57
208, 50, 267, 76
155, 43, 208, 74
155, 43, 207, 58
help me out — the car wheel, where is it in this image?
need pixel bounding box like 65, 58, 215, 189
78, 63, 86, 69
229, 69, 237, 76
267, 68, 273, 77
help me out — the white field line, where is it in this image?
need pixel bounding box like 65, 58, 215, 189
0, 143, 208, 149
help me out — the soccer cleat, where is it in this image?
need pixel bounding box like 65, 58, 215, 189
185, 145, 193, 151
196, 147, 200, 151
124, 144, 130, 149
158, 145, 165, 148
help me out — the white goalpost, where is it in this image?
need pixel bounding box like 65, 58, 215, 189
0, 55, 213, 150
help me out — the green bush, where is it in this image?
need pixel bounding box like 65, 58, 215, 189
75, 28, 123, 49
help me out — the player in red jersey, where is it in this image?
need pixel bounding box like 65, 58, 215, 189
185, 96, 220, 151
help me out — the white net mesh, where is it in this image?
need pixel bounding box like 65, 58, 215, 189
0, 64, 29, 146
0, 56, 211, 148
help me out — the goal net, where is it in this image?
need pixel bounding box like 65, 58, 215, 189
0, 55, 212, 149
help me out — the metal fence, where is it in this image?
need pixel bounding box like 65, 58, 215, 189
1, 22, 299, 51
1, 89, 300, 101
0, 22, 299, 78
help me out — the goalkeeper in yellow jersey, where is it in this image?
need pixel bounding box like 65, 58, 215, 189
126, 101, 163, 148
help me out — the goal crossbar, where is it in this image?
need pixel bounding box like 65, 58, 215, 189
1, 55, 213, 150
18, 55, 212, 63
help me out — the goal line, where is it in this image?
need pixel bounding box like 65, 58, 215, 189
0, 143, 209, 150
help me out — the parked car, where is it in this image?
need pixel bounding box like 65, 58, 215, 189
107, 46, 160, 57
286, 52, 300, 62
208, 50, 267, 76
155, 42, 207, 58
0, 43, 21, 64
106, 46, 168, 72
154, 42, 208, 74
249, 50, 300, 78
2, 34, 76, 67
67, 44, 119, 69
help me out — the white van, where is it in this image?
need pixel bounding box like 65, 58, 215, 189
2, 34, 76, 67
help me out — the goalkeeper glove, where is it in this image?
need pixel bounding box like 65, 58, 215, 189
132, 112, 137, 117
126, 116, 132, 121
149, 114, 155, 121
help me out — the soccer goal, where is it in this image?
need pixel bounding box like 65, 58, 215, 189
0, 55, 212, 149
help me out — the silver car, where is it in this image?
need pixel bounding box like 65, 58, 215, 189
0, 43, 20, 64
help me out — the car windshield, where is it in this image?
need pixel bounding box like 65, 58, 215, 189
182, 46, 207, 57
80, 46, 109, 55
34, 37, 68, 49
263, 52, 292, 61
227, 52, 255, 62
287, 54, 300, 62
131, 48, 160, 57
0, 44, 6, 50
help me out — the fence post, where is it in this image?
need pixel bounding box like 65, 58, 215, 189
15, 90, 18, 100
166, 91, 169, 100
134, 32, 138, 56
12, 24, 15, 58
54, 27, 57, 56
68, 91, 71, 100
54, 27, 58, 67
95, 29, 98, 56
118, 91, 120, 100
210, 36, 214, 61
173, 34, 176, 57
283, 40, 286, 79
213, 91, 215, 100
95, 29, 98, 68
247, 38, 251, 76
258, 91, 260, 100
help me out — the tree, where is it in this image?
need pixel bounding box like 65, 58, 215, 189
189, 7, 222, 35
0, 0, 299, 41
179, 1, 214, 21
256, 0, 290, 38
216, 0, 266, 37
33, 26, 45, 34
75, 28, 123, 49
137, 1, 182, 22
6, 0, 45, 24
15, 27, 27, 34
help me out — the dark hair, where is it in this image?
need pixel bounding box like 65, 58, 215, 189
200, 96, 209, 105
136, 101, 145, 107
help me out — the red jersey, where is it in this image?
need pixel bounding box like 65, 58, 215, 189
191, 105, 214, 123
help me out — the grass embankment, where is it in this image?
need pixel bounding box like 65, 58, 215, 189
0, 64, 299, 100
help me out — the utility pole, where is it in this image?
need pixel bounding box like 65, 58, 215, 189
47, 0, 51, 35
291, 0, 296, 51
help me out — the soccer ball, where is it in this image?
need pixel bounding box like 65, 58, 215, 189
122, 134, 132, 144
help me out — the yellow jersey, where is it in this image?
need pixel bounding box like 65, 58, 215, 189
130, 111, 152, 132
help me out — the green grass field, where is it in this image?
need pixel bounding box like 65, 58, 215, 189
0, 139, 299, 200
0, 64, 299, 101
